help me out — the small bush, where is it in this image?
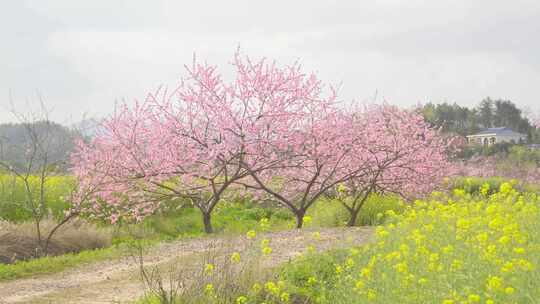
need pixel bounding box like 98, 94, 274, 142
136, 237, 274, 304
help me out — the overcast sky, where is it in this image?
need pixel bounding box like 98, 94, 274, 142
2, 0, 540, 124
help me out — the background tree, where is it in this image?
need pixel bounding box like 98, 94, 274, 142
329, 105, 455, 226
420, 98, 536, 144
421, 102, 478, 136
0, 103, 96, 256
477, 98, 494, 129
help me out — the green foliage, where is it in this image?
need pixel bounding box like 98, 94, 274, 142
421, 102, 479, 136
278, 249, 349, 299
449, 177, 540, 196
482, 142, 514, 156
136, 202, 294, 241
420, 98, 536, 139
307, 194, 406, 227
508, 145, 540, 165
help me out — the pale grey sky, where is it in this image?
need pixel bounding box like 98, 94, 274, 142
2, 0, 540, 123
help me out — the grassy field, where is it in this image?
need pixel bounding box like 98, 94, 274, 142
0, 174, 73, 222
0, 245, 122, 281
3, 173, 539, 304
134, 181, 540, 304
0, 173, 403, 282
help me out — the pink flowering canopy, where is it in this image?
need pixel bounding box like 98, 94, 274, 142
326, 104, 457, 226
241, 109, 365, 225
71, 50, 455, 231
243, 103, 456, 227
356, 104, 456, 197
71, 51, 338, 231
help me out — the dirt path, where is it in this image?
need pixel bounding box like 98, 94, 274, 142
0, 227, 373, 304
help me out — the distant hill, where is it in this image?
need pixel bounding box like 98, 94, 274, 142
0, 121, 77, 172
70, 118, 101, 139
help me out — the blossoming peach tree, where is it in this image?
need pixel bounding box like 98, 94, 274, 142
71, 51, 455, 232
71, 52, 336, 233
327, 104, 457, 226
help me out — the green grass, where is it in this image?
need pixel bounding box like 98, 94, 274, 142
307, 194, 406, 227
0, 246, 121, 281
0, 239, 160, 281
133, 201, 295, 241
138, 194, 401, 242
0, 172, 405, 286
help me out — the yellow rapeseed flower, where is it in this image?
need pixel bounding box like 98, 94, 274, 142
504, 286, 515, 295
204, 263, 215, 275
205, 283, 214, 294
246, 230, 257, 239
467, 294, 480, 303
252, 283, 262, 293
262, 246, 273, 255
307, 276, 317, 285
486, 276, 503, 291
501, 261, 514, 273
265, 281, 279, 295
360, 267, 371, 279
513, 247, 525, 254
280, 292, 290, 302
230, 252, 241, 263
367, 289, 377, 301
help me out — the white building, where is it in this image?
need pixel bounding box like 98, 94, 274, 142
466, 127, 527, 146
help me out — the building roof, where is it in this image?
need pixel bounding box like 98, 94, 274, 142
467, 127, 526, 138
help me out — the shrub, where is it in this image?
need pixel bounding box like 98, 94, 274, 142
135, 236, 274, 304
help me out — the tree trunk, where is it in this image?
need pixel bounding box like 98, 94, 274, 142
347, 209, 360, 227
44, 214, 76, 256
295, 210, 305, 229
35, 219, 44, 257
202, 212, 213, 234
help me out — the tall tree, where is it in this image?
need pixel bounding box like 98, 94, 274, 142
477, 98, 494, 129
